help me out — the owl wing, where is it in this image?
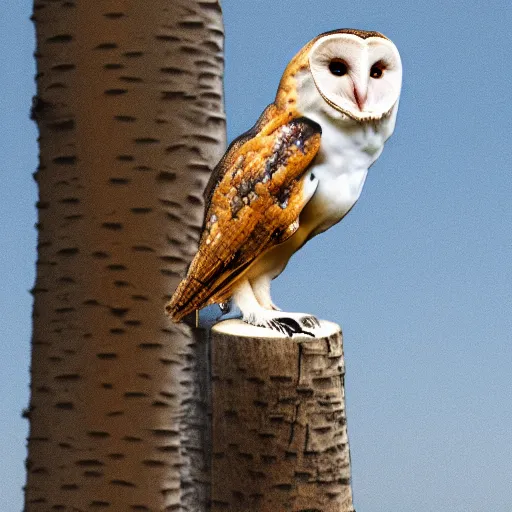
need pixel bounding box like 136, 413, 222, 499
167, 114, 322, 322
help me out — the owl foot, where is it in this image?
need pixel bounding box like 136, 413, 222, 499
245, 311, 320, 337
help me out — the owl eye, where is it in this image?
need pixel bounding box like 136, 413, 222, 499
329, 59, 348, 77
370, 64, 384, 79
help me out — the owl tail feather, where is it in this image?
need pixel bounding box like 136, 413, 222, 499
166, 277, 204, 323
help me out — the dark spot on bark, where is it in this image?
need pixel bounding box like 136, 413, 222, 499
111, 479, 136, 487
105, 88, 128, 96
160, 255, 183, 264
54, 373, 80, 382
114, 115, 136, 122
160, 91, 187, 101
87, 431, 110, 438
55, 402, 74, 410
30, 287, 49, 295
61, 484, 79, 490
179, 21, 204, 29
123, 435, 143, 441
180, 45, 200, 54
106, 411, 123, 417
103, 12, 124, 19
47, 119, 75, 131
188, 162, 211, 172
84, 471, 103, 477
55, 307, 75, 313
157, 171, 176, 181
108, 264, 127, 271
53, 155, 77, 165
131, 207, 152, 214
110, 308, 129, 317
120, 76, 143, 83
46, 82, 66, 90
92, 251, 110, 259
132, 245, 154, 252
96, 42, 118, 50
139, 343, 163, 349
248, 469, 265, 479
165, 210, 179, 221
102, 222, 123, 231
160, 66, 189, 75
157, 445, 179, 453
152, 401, 169, 408
109, 177, 130, 185
116, 154, 134, 161
199, 91, 221, 101
58, 276, 75, 284
104, 63, 124, 70
123, 51, 144, 58
30, 467, 48, 474
159, 358, 176, 366
187, 194, 202, 205
109, 328, 125, 335
60, 197, 79, 204
202, 40, 222, 52
198, 1, 222, 12
155, 35, 180, 42
134, 137, 159, 144
57, 247, 79, 256
51, 63, 75, 72
90, 501, 110, 508
142, 459, 166, 467
97, 353, 117, 360
151, 429, 179, 437
47, 34, 73, 43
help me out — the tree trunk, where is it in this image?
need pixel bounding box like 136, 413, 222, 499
210, 320, 355, 512
26, 1, 225, 510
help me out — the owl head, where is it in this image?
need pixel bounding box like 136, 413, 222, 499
278, 29, 402, 123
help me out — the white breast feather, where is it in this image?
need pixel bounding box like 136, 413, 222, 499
245, 72, 397, 281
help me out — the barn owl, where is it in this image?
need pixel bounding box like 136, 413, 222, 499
167, 29, 402, 336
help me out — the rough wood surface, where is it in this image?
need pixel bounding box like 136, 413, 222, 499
211, 320, 355, 512
26, 1, 225, 511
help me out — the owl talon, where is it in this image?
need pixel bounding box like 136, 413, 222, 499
244, 315, 316, 337
273, 317, 315, 337
300, 315, 320, 329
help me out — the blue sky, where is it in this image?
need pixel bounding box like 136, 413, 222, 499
1, 0, 511, 510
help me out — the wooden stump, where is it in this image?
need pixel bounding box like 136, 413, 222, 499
211, 319, 354, 512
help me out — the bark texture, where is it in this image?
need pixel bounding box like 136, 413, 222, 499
26, 1, 225, 510
211, 320, 354, 512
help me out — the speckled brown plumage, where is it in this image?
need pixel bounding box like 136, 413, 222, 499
167, 116, 321, 321
167, 27, 392, 323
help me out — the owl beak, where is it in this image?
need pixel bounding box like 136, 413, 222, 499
353, 86, 366, 111
351, 71, 368, 112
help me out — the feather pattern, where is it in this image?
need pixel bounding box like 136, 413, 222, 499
167, 115, 321, 321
